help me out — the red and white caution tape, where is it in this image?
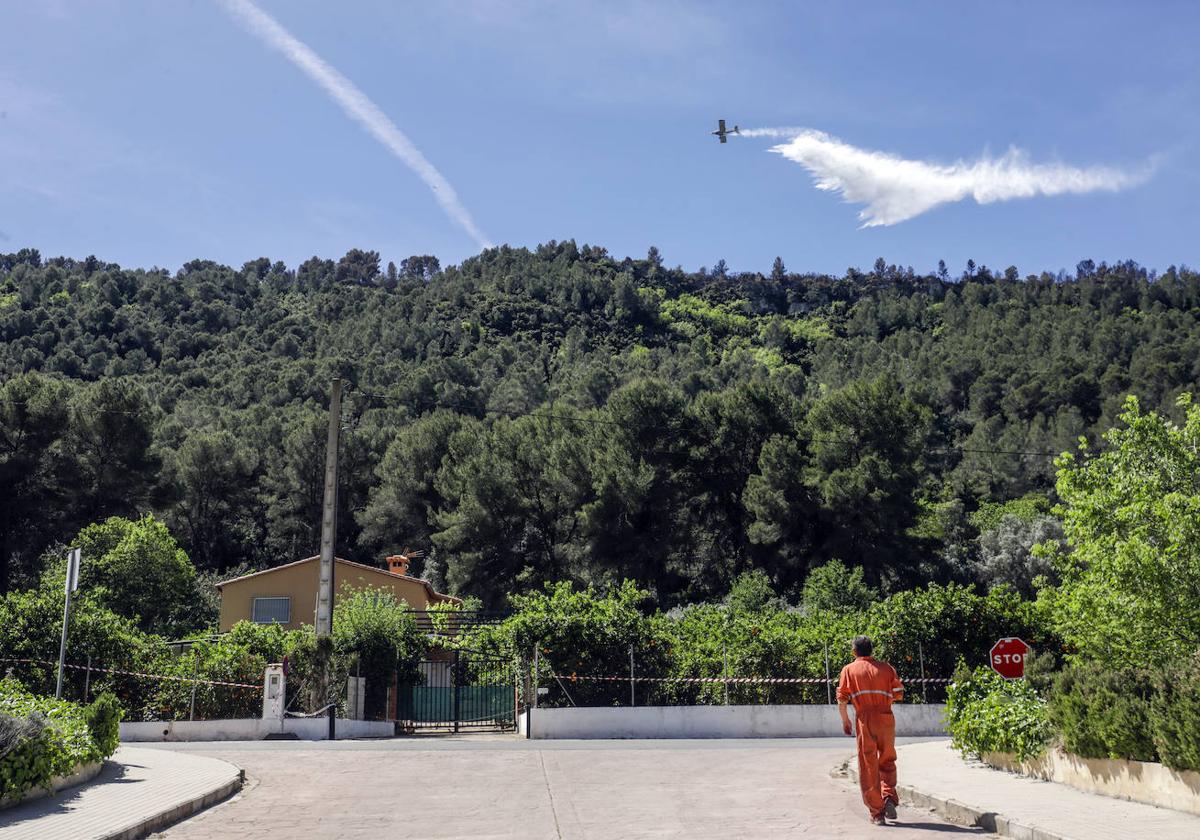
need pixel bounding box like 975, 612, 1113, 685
548, 674, 952, 685
0, 657, 260, 690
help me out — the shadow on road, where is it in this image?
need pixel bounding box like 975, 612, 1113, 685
892, 821, 985, 834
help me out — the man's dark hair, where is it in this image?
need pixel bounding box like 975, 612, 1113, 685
852, 635, 873, 657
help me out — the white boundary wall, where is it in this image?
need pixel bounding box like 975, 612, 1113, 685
984, 748, 1200, 817
120, 717, 394, 742
519, 704, 946, 740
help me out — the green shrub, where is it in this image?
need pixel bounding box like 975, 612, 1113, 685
0, 585, 168, 715
802, 560, 876, 613
0, 678, 116, 801
1047, 665, 1156, 762
945, 665, 1051, 761
725, 570, 785, 613
83, 693, 122, 757
1150, 653, 1200, 772
66, 515, 204, 637
333, 587, 429, 718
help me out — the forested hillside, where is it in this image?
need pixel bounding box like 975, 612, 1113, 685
3, 244, 1198, 606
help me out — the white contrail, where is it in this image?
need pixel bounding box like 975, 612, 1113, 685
741, 127, 1151, 227
217, 0, 491, 248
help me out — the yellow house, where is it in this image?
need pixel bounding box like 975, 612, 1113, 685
215, 554, 459, 632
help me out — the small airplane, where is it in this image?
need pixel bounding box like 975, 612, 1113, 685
711, 119, 740, 143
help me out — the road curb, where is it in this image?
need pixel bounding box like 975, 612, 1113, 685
845, 757, 1072, 840
102, 763, 245, 840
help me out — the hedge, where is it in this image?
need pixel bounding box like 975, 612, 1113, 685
0, 678, 121, 802
456, 578, 1059, 708
944, 665, 1052, 762
948, 654, 1200, 773
1047, 665, 1157, 762
1150, 653, 1200, 772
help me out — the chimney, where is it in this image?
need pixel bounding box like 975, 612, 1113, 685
386, 554, 410, 576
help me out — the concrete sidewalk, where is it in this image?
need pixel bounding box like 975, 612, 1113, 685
0, 746, 242, 840
853, 740, 1200, 840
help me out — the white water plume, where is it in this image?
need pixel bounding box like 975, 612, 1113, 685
218, 0, 492, 248
741, 127, 1152, 227
736, 127, 808, 138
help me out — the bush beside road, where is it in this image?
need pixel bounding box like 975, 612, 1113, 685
0, 678, 120, 804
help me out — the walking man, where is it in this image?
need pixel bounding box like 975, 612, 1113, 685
837, 635, 904, 826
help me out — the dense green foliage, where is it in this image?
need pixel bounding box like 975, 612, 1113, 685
0, 580, 167, 712
969, 396, 1200, 773
1047, 666, 1157, 762
945, 665, 1052, 761
960, 656, 1200, 773
82, 693, 121, 758
1150, 654, 1200, 772
0, 679, 119, 801
462, 575, 1056, 707
5, 245, 1199, 605
62, 515, 207, 636
1041, 395, 1200, 666
333, 587, 428, 718
1046, 667, 1156, 763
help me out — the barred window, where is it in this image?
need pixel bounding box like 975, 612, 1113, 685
251, 596, 291, 624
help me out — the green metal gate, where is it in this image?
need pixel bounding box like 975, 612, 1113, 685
397, 648, 516, 732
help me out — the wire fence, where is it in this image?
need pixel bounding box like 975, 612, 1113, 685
0, 657, 262, 722
526, 650, 954, 708
535, 671, 953, 708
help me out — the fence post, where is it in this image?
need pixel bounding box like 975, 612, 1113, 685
83, 654, 92, 704
918, 642, 927, 704
629, 644, 635, 708
189, 650, 198, 721
452, 649, 461, 734
529, 645, 539, 740
723, 645, 730, 706
513, 656, 521, 732
823, 641, 832, 705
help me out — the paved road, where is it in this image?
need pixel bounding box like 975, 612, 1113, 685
149, 736, 986, 839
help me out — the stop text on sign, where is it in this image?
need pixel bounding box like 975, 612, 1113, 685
989, 637, 1031, 679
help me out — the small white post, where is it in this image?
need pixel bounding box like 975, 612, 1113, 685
263, 663, 286, 724
346, 675, 365, 720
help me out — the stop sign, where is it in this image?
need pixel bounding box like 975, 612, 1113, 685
990, 637, 1030, 679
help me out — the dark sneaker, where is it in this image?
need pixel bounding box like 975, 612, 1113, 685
883, 797, 898, 820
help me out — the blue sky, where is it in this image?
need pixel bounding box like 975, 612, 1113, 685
1, 1, 1197, 277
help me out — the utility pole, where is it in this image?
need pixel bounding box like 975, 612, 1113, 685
55, 547, 81, 699
315, 379, 342, 637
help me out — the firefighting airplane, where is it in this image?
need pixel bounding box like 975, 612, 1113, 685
711, 119, 740, 143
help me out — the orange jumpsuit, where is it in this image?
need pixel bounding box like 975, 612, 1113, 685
837, 655, 904, 819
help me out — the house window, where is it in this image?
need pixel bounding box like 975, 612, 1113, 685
252, 597, 291, 624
